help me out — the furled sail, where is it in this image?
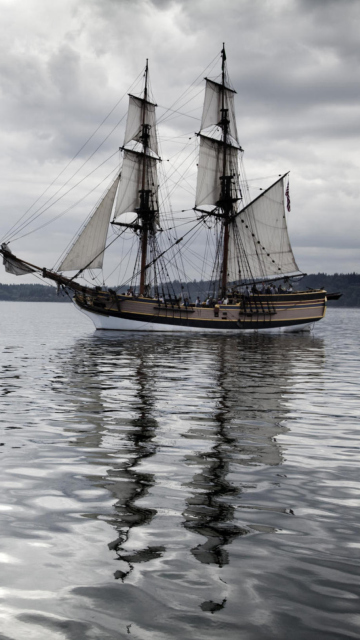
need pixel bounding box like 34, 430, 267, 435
228, 177, 300, 281
1, 244, 35, 275
59, 175, 120, 272
195, 135, 239, 208
201, 79, 238, 144
114, 150, 158, 218
123, 95, 158, 156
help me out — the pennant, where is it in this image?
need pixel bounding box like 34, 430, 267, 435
285, 181, 291, 212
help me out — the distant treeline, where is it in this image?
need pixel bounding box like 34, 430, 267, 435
299, 273, 360, 307
0, 273, 358, 306
0, 283, 70, 302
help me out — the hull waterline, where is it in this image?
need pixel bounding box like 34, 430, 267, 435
77, 305, 315, 333
74, 290, 325, 334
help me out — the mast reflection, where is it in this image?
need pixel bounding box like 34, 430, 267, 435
55, 334, 161, 580
52, 330, 324, 591
182, 333, 325, 568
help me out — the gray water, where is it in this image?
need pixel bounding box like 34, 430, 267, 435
0, 303, 359, 640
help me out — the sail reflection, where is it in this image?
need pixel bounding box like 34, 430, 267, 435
52, 330, 324, 584
182, 333, 325, 567
53, 335, 161, 580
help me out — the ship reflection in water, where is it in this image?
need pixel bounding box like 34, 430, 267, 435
56, 330, 325, 632
2, 306, 360, 640
182, 337, 284, 568
61, 336, 164, 581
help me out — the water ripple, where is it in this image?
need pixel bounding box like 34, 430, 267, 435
0, 303, 359, 639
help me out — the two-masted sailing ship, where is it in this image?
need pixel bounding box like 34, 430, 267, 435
1, 47, 332, 332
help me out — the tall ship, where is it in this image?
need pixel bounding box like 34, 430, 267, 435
0, 47, 332, 332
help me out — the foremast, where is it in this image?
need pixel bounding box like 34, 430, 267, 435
112, 59, 160, 296
218, 45, 235, 298
138, 60, 154, 295
47, 58, 161, 291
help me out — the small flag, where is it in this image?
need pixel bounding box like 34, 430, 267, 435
285, 181, 291, 212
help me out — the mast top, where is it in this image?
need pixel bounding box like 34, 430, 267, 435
144, 59, 149, 102
221, 43, 226, 85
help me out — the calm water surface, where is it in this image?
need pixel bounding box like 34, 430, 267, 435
0, 303, 359, 639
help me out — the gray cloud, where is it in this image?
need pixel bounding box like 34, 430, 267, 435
0, 0, 359, 284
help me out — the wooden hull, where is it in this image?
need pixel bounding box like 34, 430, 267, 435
74, 290, 327, 333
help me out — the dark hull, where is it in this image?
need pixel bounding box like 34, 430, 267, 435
74, 290, 327, 332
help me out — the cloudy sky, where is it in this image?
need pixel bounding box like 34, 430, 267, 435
0, 0, 359, 285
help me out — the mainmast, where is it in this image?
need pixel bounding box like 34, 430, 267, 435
139, 59, 151, 296
219, 44, 231, 298
194, 44, 241, 299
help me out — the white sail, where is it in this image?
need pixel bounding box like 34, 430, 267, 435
228, 178, 300, 281
195, 136, 239, 208
59, 176, 120, 272
201, 79, 238, 143
114, 150, 158, 218
124, 95, 158, 156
